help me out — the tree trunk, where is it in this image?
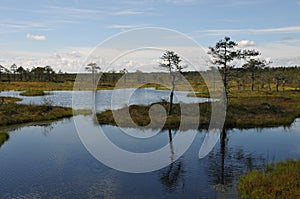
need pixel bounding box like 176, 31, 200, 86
251, 71, 255, 91
276, 80, 279, 92
260, 82, 264, 89
168, 74, 175, 115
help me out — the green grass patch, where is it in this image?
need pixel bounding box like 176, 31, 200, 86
0, 131, 9, 147
0, 81, 75, 91
238, 159, 300, 199
1, 97, 22, 103
0, 103, 74, 126
20, 90, 50, 96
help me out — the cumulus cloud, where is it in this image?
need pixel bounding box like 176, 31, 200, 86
26, 33, 46, 41
238, 40, 256, 47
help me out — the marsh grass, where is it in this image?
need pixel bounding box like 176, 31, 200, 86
0, 103, 73, 126
0, 81, 74, 91
1, 97, 22, 103
0, 131, 9, 146
20, 90, 50, 96
97, 90, 300, 130
238, 159, 300, 199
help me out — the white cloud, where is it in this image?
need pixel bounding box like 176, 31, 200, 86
256, 43, 300, 66
1, 41, 300, 74
106, 24, 141, 29
0, 47, 92, 73
26, 33, 46, 41
112, 10, 144, 15
238, 40, 256, 47
0, 18, 48, 33
165, 0, 205, 4
255, 26, 300, 33
198, 25, 300, 36
45, 6, 100, 14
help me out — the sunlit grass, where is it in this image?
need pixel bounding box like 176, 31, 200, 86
97, 90, 300, 129
1, 97, 22, 103
238, 159, 300, 199
0, 81, 75, 91
0, 103, 74, 126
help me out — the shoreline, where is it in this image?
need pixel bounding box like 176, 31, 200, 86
97, 91, 300, 130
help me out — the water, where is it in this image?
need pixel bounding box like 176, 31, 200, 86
0, 116, 299, 198
0, 88, 210, 112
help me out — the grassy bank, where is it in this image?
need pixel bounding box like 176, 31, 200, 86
0, 131, 9, 147
0, 81, 75, 91
97, 90, 300, 129
1, 97, 22, 103
20, 90, 50, 96
238, 159, 300, 199
0, 103, 74, 126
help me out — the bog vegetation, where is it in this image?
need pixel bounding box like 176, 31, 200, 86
238, 159, 300, 199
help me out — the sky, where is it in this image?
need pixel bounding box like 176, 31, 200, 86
0, 0, 300, 72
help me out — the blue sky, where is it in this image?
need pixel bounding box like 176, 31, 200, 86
1, 0, 300, 72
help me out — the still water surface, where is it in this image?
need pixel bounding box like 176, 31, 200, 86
0, 89, 299, 198
0, 88, 210, 112
0, 115, 299, 198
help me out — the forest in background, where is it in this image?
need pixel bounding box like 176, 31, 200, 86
0, 65, 299, 92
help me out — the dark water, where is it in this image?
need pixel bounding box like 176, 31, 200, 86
0, 116, 299, 198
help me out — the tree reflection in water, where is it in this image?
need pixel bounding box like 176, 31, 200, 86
206, 128, 266, 192
160, 129, 185, 193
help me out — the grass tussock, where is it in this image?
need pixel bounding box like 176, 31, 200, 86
238, 159, 300, 199
0, 131, 9, 146
1, 97, 22, 103
0, 103, 73, 126
20, 90, 50, 96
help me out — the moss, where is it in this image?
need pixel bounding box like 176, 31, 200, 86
238, 159, 300, 199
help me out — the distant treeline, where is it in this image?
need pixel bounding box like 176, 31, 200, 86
0, 64, 299, 91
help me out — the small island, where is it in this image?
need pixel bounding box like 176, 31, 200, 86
0, 102, 73, 126
97, 90, 300, 130
20, 90, 50, 96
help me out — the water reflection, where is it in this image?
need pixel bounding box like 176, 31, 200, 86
206, 128, 266, 192
160, 129, 185, 193
40, 123, 55, 136
0, 117, 299, 198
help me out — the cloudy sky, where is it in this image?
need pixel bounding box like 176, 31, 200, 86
0, 0, 300, 72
